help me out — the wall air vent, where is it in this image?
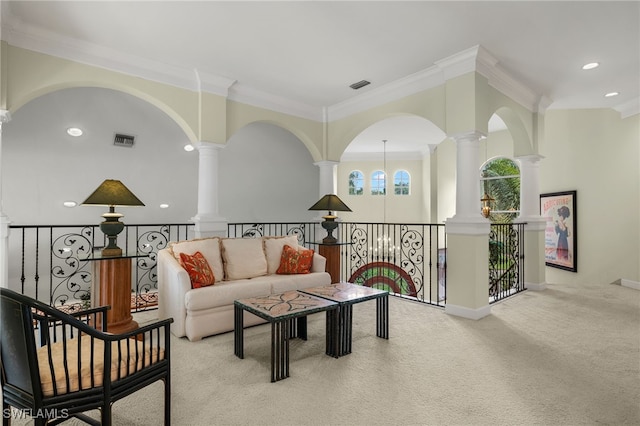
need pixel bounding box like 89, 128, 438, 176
349, 80, 371, 90
114, 133, 135, 147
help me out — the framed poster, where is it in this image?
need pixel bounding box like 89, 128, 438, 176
540, 190, 577, 272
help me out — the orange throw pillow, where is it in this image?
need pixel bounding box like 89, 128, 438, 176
276, 245, 314, 275
179, 251, 215, 288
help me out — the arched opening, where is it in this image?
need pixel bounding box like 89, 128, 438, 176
338, 115, 446, 223
220, 121, 320, 222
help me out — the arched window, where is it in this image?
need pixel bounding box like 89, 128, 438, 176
394, 170, 410, 195
480, 157, 520, 222
371, 170, 386, 195
348, 170, 364, 195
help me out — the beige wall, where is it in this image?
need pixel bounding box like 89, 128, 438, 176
338, 158, 425, 223
541, 109, 639, 284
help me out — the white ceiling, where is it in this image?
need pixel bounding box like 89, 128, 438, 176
2, 1, 639, 156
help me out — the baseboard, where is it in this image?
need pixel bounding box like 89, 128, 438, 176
621, 279, 640, 291
525, 281, 547, 291
444, 303, 491, 320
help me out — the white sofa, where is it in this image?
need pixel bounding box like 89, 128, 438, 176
157, 235, 331, 341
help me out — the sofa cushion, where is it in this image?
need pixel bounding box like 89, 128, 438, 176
276, 244, 314, 274
170, 237, 224, 283
185, 276, 276, 311
179, 251, 215, 288
264, 235, 299, 274
221, 238, 267, 280
270, 271, 332, 294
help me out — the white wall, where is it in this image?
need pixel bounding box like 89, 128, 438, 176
2, 87, 198, 225
218, 121, 320, 223
2, 88, 321, 226
540, 109, 640, 285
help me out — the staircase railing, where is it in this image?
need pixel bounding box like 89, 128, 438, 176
489, 222, 526, 303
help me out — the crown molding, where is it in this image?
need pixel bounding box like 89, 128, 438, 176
227, 84, 322, 121
614, 97, 640, 119
474, 46, 540, 111
2, 8, 544, 123
3, 14, 235, 97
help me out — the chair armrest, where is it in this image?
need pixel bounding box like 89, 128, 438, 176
157, 248, 191, 337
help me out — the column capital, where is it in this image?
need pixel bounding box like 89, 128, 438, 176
448, 130, 487, 143
313, 160, 339, 167
195, 141, 225, 151
445, 219, 490, 235
0, 110, 10, 123
515, 154, 545, 163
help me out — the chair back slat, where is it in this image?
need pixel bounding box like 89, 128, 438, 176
0, 294, 40, 399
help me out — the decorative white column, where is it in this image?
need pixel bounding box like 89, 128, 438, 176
314, 160, 338, 197
0, 110, 12, 288
447, 131, 488, 228
444, 130, 491, 320
515, 154, 547, 290
191, 141, 228, 238
517, 154, 545, 221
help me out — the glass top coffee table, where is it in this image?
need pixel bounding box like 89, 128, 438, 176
300, 282, 389, 357
234, 291, 339, 382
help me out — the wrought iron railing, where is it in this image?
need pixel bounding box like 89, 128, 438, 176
489, 223, 526, 303
7, 224, 193, 312
339, 222, 447, 306
8, 220, 532, 313
228, 222, 447, 307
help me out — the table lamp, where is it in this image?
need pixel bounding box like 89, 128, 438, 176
308, 194, 352, 244
82, 179, 145, 256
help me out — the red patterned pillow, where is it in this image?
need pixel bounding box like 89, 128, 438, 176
179, 251, 215, 288
276, 245, 314, 275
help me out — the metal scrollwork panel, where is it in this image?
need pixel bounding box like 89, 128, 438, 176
134, 226, 170, 309
50, 227, 94, 306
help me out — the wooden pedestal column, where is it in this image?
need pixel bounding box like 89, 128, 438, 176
319, 244, 341, 284
93, 257, 138, 334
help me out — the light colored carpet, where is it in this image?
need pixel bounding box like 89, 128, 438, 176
11, 282, 640, 425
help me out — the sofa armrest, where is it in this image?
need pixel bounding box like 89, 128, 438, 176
157, 248, 190, 338
311, 252, 327, 273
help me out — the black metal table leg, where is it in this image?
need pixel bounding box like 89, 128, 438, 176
234, 304, 244, 358
376, 294, 389, 339
325, 307, 340, 358
297, 315, 307, 340
340, 304, 353, 356
271, 320, 290, 382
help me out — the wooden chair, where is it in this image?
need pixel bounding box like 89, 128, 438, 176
1, 288, 173, 425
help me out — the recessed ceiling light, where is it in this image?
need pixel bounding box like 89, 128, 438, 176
582, 62, 599, 70
184, 144, 194, 152
605, 92, 619, 97
63, 201, 78, 208
160, 203, 169, 209
66, 127, 83, 137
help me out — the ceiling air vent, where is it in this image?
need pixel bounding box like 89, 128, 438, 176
114, 133, 135, 147
349, 80, 371, 90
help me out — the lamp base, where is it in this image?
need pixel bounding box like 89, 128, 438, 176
321, 217, 339, 244
102, 247, 123, 257
322, 235, 338, 244
100, 212, 125, 257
